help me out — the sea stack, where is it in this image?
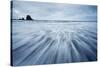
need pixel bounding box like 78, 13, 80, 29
26, 15, 33, 20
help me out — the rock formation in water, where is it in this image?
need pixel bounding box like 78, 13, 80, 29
19, 17, 25, 20
26, 15, 33, 20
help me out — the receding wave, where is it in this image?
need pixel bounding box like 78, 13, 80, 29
12, 20, 97, 66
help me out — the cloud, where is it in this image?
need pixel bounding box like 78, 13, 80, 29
12, 1, 97, 21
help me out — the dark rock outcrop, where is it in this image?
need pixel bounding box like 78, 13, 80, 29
22, 18, 24, 20
26, 15, 33, 20
19, 17, 24, 20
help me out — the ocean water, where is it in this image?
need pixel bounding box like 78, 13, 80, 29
11, 20, 97, 66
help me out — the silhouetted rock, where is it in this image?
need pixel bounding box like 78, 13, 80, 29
19, 17, 24, 20
22, 18, 24, 20
26, 15, 33, 20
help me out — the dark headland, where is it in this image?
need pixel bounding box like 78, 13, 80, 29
12, 15, 97, 22
18, 15, 33, 20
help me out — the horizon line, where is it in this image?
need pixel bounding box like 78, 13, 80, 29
11, 19, 97, 22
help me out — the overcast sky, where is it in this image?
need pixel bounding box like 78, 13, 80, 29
12, 1, 97, 21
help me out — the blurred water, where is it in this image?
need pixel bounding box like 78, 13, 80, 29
12, 20, 97, 66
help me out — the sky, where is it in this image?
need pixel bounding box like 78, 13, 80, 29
12, 1, 97, 21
